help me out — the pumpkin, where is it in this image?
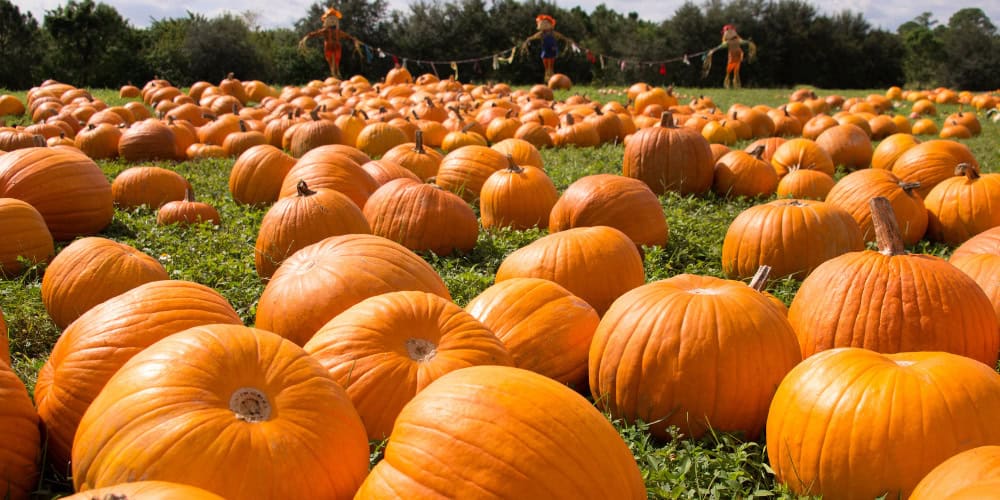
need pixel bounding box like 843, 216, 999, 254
360, 159, 420, 185
722, 199, 863, 280
871, 133, 920, 170
307, 143, 372, 166
776, 169, 836, 200
491, 138, 543, 169
73, 123, 122, 159
363, 178, 478, 255
0, 128, 43, 152
713, 145, 779, 198
952, 225, 1000, 260
950, 252, 1000, 321
356, 122, 408, 158
825, 168, 928, 245
228, 144, 296, 206
946, 111, 981, 135
304, 291, 512, 440
60, 481, 225, 500
743, 137, 785, 163
41, 237, 168, 329
0, 94, 26, 116
198, 113, 241, 146
801, 114, 839, 140
0, 363, 40, 500
441, 124, 488, 153
380, 130, 443, 180
0, 198, 54, 276
925, 163, 1000, 245
156, 189, 221, 226
34, 280, 241, 468
480, 156, 558, 230
255, 234, 451, 346
111, 166, 190, 209
514, 121, 555, 149
622, 112, 713, 195
0, 147, 113, 240
255, 180, 371, 280
356, 366, 646, 499
222, 120, 267, 157
590, 274, 801, 440
770, 138, 835, 178
186, 142, 226, 160
910, 446, 1000, 500
72, 324, 370, 499
289, 109, 342, 157
890, 139, 981, 198
0, 306, 7, 366
434, 145, 508, 202
788, 197, 998, 366
815, 123, 872, 170
767, 348, 1000, 500
465, 278, 598, 387
118, 119, 178, 161
496, 226, 644, 314
278, 146, 378, 209
549, 174, 668, 248
911, 118, 939, 135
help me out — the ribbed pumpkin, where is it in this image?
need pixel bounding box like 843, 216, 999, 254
360, 159, 420, 185
255, 180, 371, 280
435, 145, 509, 202
925, 163, 1000, 245
304, 291, 512, 440
278, 146, 378, 209
74, 123, 122, 159
952, 225, 1000, 260
890, 140, 980, 198
41, 237, 168, 329
491, 138, 543, 169
590, 274, 801, 440
713, 146, 779, 198
815, 123, 872, 170
549, 174, 667, 248
156, 189, 221, 226
770, 138, 835, 178
379, 130, 442, 180
465, 278, 599, 387
722, 199, 863, 280
788, 198, 998, 366
441, 125, 488, 153
289, 110, 342, 158
0, 147, 113, 240
309, 143, 372, 166
776, 169, 836, 200
496, 226, 644, 314
255, 234, 451, 346
356, 122, 408, 158
910, 446, 1000, 500
34, 280, 241, 468
60, 481, 225, 500
0, 198, 54, 276
222, 120, 267, 157
118, 119, 178, 161
356, 365, 646, 499
72, 325, 370, 499
950, 252, 1000, 320
622, 112, 713, 195
825, 168, 928, 245
0, 363, 39, 500
111, 166, 190, 209
871, 133, 920, 170
228, 144, 296, 206
480, 156, 558, 230
363, 178, 478, 255
767, 348, 1000, 500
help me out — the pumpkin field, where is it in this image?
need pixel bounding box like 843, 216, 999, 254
2, 76, 1000, 499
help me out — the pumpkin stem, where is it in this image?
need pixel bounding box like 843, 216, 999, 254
659, 111, 675, 128
309, 107, 320, 121
184, 188, 196, 202
406, 338, 437, 362
565, 114, 575, 126
358, 109, 369, 120
749, 144, 766, 160
749, 265, 772, 292
33, 134, 46, 147
870, 197, 906, 256
230, 387, 271, 423
413, 130, 425, 153
956, 163, 979, 180
411, 110, 419, 121
898, 181, 921, 194
231, 103, 239, 115
505, 154, 523, 173
296, 180, 316, 197
238, 120, 247, 133
461, 122, 476, 133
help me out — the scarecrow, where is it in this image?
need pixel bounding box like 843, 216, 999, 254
702, 24, 757, 89
299, 7, 356, 78
521, 14, 573, 82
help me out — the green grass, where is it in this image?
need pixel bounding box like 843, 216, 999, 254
2, 85, 999, 499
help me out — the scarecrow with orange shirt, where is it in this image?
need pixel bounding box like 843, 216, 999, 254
299, 7, 357, 78
702, 24, 757, 89
521, 14, 574, 82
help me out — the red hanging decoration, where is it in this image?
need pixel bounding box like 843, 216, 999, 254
392, 55, 400, 66
586, 50, 596, 64
658, 64, 667, 75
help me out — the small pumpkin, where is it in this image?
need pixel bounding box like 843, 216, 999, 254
815, 123, 872, 170
925, 163, 1000, 245
776, 169, 836, 200
380, 130, 443, 180
480, 156, 558, 230
712, 145, 779, 198
0, 198, 54, 276
118, 119, 178, 162
289, 108, 342, 157
156, 188, 221, 226
770, 138, 835, 178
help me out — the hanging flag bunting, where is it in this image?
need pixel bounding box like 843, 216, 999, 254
391, 55, 399, 66
659, 64, 667, 75
599, 55, 605, 68
378, 48, 386, 58
683, 54, 690, 65
363, 45, 373, 63
620, 60, 627, 71
450, 61, 459, 79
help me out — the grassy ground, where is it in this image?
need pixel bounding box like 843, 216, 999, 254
2, 85, 999, 499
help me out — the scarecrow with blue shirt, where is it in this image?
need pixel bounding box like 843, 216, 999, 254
522, 14, 573, 82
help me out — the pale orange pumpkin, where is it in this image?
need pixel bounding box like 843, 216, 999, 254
549, 174, 668, 248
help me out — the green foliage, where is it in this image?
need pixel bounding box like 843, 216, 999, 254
0, 0, 45, 89
898, 9, 1000, 89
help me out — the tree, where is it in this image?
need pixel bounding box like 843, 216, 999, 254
940, 8, 1000, 90
898, 12, 945, 87
184, 13, 267, 84
0, 0, 45, 89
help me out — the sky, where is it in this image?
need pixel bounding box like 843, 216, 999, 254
16, 0, 1000, 32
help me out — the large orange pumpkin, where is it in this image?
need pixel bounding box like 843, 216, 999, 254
465, 278, 599, 388
950, 252, 1000, 321
549, 174, 668, 248
255, 234, 450, 346
952, 225, 1000, 260
41, 237, 169, 329
722, 199, 863, 280
111, 166, 190, 209
480, 157, 558, 230
356, 365, 646, 499
871, 133, 920, 170
229, 144, 296, 206
434, 145, 508, 202
910, 446, 1000, 500
72, 324, 370, 499
0, 363, 39, 500
770, 138, 835, 177
496, 226, 644, 314
0, 147, 113, 240
767, 348, 1000, 500
0, 197, 54, 276
815, 123, 872, 170
712, 146, 778, 198
788, 198, 998, 366
825, 168, 928, 245
363, 178, 478, 255
60, 481, 225, 500
925, 163, 1000, 245
890, 139, 980, 198
278, 146, 378, 209
590, 274, 801, 440
304, 291, 512, 440
34, 280, 242, 468
380, 130, 443, 180
622, 112, 713, 195
118, 118, 178, 161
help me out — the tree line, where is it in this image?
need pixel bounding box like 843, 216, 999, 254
1, 0, 998, 90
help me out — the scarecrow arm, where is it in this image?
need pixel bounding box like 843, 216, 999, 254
298, 28, 326, 52
520, 31, 543, 54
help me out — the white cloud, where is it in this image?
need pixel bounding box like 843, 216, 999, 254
16, 0, 1000, 32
